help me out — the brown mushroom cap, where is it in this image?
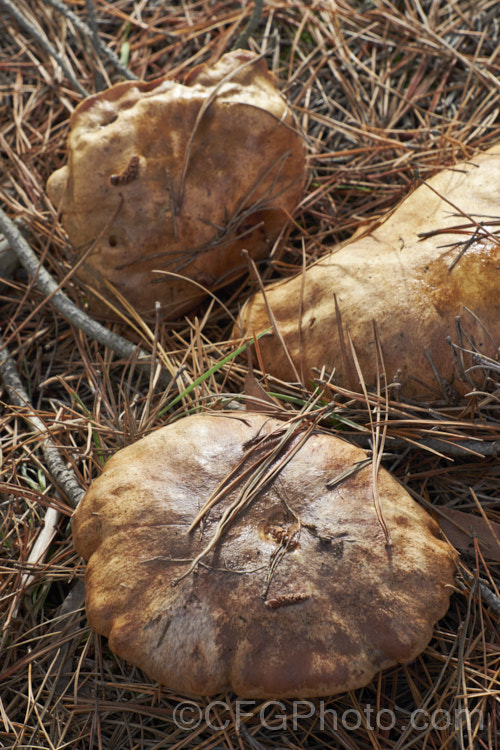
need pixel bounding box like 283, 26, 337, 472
234, 145, 500, 401
73, 413, 457, 698
47, 51, 305, 318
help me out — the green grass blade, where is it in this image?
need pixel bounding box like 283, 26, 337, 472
160, 329, 271, 415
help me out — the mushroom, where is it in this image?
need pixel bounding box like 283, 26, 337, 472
47, 51, 305, 318
73, 412, 457, 698
234, 145, 500, 401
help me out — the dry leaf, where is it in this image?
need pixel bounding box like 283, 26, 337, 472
437, 507, 500, 562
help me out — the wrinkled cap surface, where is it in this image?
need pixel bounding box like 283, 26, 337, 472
47, 51, 305, 318
73, 413, 457, 698
235, 145, 500, 401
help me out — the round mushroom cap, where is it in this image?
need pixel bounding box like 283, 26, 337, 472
47, 50, 305, 319
73, 413, 457, 698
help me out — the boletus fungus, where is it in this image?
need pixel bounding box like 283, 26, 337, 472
235, 145, 500, 402
73, 413, 457, 698
47, 51, 305, 318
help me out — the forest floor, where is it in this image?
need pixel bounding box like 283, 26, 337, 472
1, 1, 499, 749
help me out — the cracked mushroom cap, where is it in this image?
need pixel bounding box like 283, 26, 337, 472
73, 413, 457, 698
47, 50, 305, 319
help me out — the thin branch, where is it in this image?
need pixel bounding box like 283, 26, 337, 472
460, 568, 500, 617
0, 208, 171, 386
0, 337, 85, 507
0, 0, 88, 98
0, 337, 86, 617
347, 433, 500, 458
232, 0, 264, 50
84, 0, 106, 90
45, 0, 137, 80
0, 237, 18, 283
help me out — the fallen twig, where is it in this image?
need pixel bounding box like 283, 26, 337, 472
0, 236, 18, 285
44, 0, 138, 80
83, 0, 106, 90
0, 207, 171, 386
232, 0, 264, 50
459, 569, 500, 618
0, 336, 85, 616
348, 433, 500, 458
0, 0, 88, 98
0, 337, 85, 507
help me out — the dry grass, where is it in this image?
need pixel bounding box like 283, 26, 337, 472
1, 0, 499, 748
